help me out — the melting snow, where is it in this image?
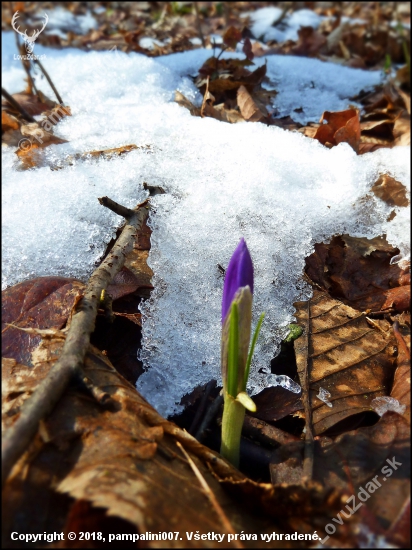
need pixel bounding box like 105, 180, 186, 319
371, 396, 406, 416
317, 387, 333, 408
1, 32, 410, 416
243, 7, 324, 43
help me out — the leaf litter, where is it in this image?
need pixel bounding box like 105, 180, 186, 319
1, 1, 411, 547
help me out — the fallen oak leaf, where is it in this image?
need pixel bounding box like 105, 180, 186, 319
51, 145, 147, 171
15, 120, 69, 168
200, 75, 214, 117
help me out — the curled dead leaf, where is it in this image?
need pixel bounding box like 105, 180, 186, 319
314, 109, 360, 153
237, 85, 267, 122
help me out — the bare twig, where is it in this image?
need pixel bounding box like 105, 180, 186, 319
1, 198, 150, 487
76, 367, 111, 405
295, 300, 314, 482
2, 87, 36, 122
243, 415, 300, 447
194, 2, 206, 48
33, 58, 64, 105
98, 196, 135, 219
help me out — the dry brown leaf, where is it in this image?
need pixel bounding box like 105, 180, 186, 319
291, 26, 327, 57
1, 338, 343, 548
2, 111, 20, 132
15, 122, 69, 168
20, 122, 68, 146
2, 91, 55, 117
371, 173, 409, 207
222, 26, 242, 49
112, 311, 142, 325
237, 85, 266, 122
391, 323, 410, 424
41, 104, 72, 124
305, 235, 410, 314
314, 109, 360, 153
293, 289, 396, 435
175, 90, 201, 116
2, 277, 85, 366
393, 113, 411, 146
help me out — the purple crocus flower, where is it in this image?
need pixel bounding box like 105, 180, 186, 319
222, 238, 254, 323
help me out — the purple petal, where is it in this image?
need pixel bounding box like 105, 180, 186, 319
222, 238, 254, 322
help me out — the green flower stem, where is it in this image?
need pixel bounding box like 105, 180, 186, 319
220, 392, 245, 468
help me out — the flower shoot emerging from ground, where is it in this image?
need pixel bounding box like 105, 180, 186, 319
220, 238, 264, 467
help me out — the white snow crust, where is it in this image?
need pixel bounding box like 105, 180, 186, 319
2, 32, 410, 416
244, 7, 324, 43
371, 396, 406, 417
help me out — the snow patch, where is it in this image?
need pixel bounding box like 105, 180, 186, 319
244, 7, 324, 42
1, 33, 410, 417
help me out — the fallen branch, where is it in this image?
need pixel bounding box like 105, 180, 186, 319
33, 58, 64, 105
295, 300, 314, 482
98, 195, 135, 218
1, 198, 150, 487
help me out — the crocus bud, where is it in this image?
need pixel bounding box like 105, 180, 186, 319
222, 238, 254, 324
220, 238, 263, 467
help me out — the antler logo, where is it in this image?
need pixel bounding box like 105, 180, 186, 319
12, 11, 48, 54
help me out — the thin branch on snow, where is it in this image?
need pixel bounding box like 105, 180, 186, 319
33, 58, 64, 105
1, 198, 150, 487
98, 196, 135, 219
